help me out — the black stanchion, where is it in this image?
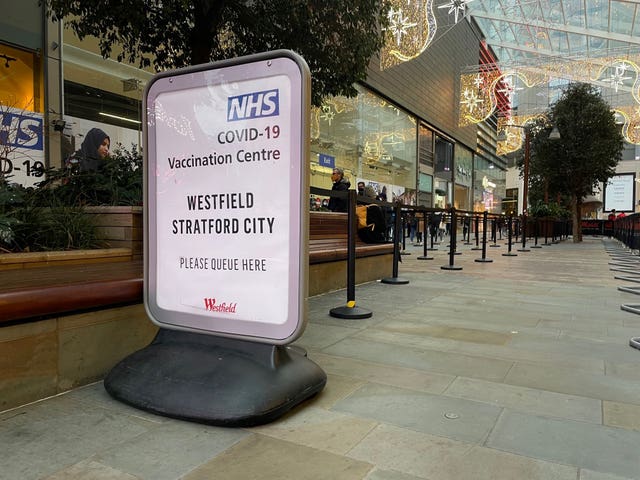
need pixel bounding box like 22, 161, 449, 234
442, 208, 462, 271
517, 214, 530, 252
471, 214, 481, 250
502, 216, 517, 257
531, 217, 542, 248
417, 210, 434, 260
462, 215, 472, 245
490, 218, 501, 247
475, 211, 493, 263
330, 190, 373, 319
400, 213, 410, 255
382, 202, 410, 284
428, 214, 439, 250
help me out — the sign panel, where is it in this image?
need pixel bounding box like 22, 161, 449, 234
0, 107, 45, 187
145, 51, 310, 344
604, 173, 635, 212
318, 153, 335, 169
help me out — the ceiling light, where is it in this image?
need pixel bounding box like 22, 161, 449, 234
99, 112, 141, 124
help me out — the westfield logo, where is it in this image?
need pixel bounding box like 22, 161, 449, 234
203, 298, 237, 313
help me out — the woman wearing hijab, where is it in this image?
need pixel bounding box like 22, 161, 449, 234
69, 128, 110, 172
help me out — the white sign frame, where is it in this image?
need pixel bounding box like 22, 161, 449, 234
604, 173, 635, 213
144, 51, 310, 344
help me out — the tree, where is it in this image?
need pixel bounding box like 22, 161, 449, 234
526, 83, 624, 242
42, 0, 391, 106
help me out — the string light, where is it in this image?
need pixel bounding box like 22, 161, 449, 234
380, 0, 437, 70
460, 54, 640, 144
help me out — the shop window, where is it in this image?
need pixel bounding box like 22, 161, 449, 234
0, 43, 42, 112
310, 84, 417, 207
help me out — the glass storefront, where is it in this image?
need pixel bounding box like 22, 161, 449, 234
434, 135, 453, 208
0, 42, 45, 187
310, 84, 417, 207
473, 157, 506, 213
59, 31, 151, 167
454, 145, 473, 211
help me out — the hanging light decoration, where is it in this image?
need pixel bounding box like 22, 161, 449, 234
380, 0, 437, 70
459, 54, 640, 144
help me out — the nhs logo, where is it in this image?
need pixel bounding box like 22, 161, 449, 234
227, 89, 279, 122
0, 111, 43, 150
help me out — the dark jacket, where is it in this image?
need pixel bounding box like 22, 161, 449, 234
328, 178, 351, 212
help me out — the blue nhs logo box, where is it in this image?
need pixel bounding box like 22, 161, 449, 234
227, 89, 280, 121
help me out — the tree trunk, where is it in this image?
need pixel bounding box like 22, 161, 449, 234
572, 195, 582, 242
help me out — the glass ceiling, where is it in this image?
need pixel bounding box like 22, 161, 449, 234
462, 0, 640, 145
468, 0, 640, 66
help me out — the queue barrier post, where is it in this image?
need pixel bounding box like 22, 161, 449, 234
490, 218, 501, 247
417, 210, 434, 260
382, 202, 410, 284
471, 214, 482, 251
518, 213, 530, 252
531, 217, 542, 248
330, 190, 373, 319
475, 211, 493, 263
400, 213, 410, 255
441, 207, 462, 271
502, 215, 517, 257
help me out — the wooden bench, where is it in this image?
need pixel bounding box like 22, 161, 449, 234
309, 211, 393, 263
308, 211, 394, 295
0, 212, 392, 324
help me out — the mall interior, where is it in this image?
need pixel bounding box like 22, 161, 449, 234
4, 3, 640, 480
4, 2, 640, 216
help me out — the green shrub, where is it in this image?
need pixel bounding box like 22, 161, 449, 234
0, 144, 142, 252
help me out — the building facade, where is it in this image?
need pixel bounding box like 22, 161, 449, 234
1, 2, 509, 212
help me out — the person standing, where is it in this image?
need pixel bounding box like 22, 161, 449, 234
608, 209, 616, 221
328, 167, 350, 212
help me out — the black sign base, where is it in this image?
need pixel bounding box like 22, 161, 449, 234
104, 328, 326, 427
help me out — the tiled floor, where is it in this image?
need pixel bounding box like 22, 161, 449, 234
2, 236, 640, 480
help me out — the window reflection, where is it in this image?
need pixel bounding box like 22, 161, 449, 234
310, 85, 417, 207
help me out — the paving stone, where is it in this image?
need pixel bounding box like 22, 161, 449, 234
603, 401, 640, 431
247, 406, 377, 455
94, 421, 248, 480
347, 424, 577, 480
486, 410, 640, 479
321, 337, 513, 382
312, 352, 455, 395
42, 460, 140, 480
445, 377, 601, 423
505, 362, 640, 405
181, 434, 373, 480
332, 383, 502, 444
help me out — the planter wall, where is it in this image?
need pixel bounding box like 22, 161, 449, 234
85, 206, 143, 259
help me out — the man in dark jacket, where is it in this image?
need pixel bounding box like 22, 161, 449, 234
328, 167, 350, 212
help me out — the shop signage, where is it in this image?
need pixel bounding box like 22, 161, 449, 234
144, 51, 310, 344
0, 107, 45, 187
604, 173, 635, 212
318, 153, 335, 168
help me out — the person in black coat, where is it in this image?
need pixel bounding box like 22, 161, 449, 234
327, 167, 350, 212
